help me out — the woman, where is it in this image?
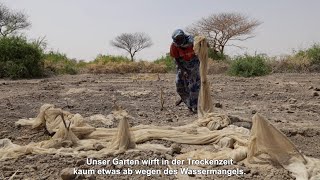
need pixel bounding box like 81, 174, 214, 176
170, 29, 200, 113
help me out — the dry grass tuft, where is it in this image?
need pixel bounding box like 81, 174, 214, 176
86, 61, 167, 74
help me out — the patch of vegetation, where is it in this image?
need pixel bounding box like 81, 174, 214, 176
93, 54, 130, 64
0, 36, 43, 79
208, 48, 228, 61
154, 54, 175, 72
87, 61, 167, 74
43, 51, 78, 75
296, 44, 320, 65
228, 55, 271, 77
270, 55, 311, 73
271, 44, 320, 73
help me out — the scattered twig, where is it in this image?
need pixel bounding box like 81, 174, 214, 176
5, 98, 12, 107
112, 95, 117, 105
112, 95, 121, 111
175, 98, 183, 106
8, 170, 19, 180
132, 75, 138, 82
160, 87, 164, 111
54, 113, 71, 131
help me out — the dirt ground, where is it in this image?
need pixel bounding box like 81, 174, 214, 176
0, 73, 319, 180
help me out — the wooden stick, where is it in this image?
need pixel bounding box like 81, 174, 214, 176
8, 170, 19, 180
160, 87, 164, 111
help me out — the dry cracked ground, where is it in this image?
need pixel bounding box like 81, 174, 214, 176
0, 73, 319, 180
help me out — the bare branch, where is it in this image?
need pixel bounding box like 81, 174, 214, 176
224, 44, 247, 50
0, 3, 31, 37
187, 12, 261, 55
229, 35, 255, 41
110, 32, 153, 61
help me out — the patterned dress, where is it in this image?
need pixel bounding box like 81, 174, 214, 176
170, 35, 200, 110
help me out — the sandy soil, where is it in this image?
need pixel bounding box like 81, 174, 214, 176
0, 73, 319, 180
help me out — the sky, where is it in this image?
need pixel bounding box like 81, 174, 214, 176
2, 0, 320, 61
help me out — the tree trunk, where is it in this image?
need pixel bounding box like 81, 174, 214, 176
130, 53, 134, 61
220, 45, 225, 55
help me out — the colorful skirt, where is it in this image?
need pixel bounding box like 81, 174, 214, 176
175, 57, 200, 109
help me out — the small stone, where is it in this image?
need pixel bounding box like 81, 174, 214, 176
251, 110, 257, 114
251, 169, 259, 176
166, 118, 173, 122
116, 164, 124, 169
26, 155, 36, 160
288, 98, 297, 104
315, 87, 320, 91
40, 174, 51, 180
243, 168, 250, 174
214, 102, 223, 108
137, 112, 143, 116
165, 154, 173, 160
25, 165, 38, 171
308, 86, 314, 90
76, 159, 86, 166
94, 143, 105, 151
53, 154, 61, 159
61, 140, 73, 148
60, 168, 76, 180
289, 104, 297, 109
274, 119, 282, 123
243, 101, 250, 105
2, 166, 14, 171
3, 172, 14, 177
41, 163, 50, 169
228, 116, 241, 123
232, 122, 252, 129
170, 143, 181, 154
313, 92, 319, 96
251, 93, 258, 97
76, 174, 85, 179
287, 110, 295, 114
88, 174, 96, 180
154, 151, 162, 156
